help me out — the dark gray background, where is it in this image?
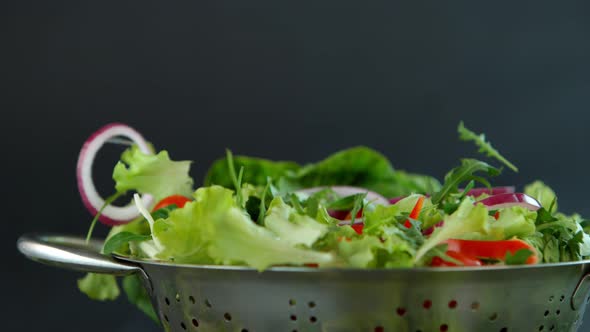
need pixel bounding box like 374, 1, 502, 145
4, 0, 590, 331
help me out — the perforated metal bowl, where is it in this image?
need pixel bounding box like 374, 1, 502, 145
17, 233, 590, 332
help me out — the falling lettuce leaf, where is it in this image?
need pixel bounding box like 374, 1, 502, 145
113, 145, 193, 201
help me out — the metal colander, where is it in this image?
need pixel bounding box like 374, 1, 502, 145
17, 233, 590, 332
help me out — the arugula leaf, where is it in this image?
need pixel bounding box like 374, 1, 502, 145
458, 122, 518, 172
257, 180, 272, 225
103, 232, 151, 255
504, 249, 534, 265
226, 149, 245, 207
431, 159, 500, 205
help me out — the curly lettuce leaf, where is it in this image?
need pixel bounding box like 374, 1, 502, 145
525, 181, 558, 213
264, 197, 328, 247
149, 186, 335, 270
489, 206, 537, 239
113, 146, 193, 201
415, 198, 490, 262
77, 273, 120, 301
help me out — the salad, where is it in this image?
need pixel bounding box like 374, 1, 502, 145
75, 122, 590, 322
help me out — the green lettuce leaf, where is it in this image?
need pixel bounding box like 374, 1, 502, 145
524, 181, 558, 213
122, 275, 159, 323
204, 147, 440, 198
415, 198, 490, 262
264, 197, 328, 247
113, 145, 193, 201
77, 273, 120, 301
204, 156, 299, 188
150, 186, 335, 270
489, 206, 537, 239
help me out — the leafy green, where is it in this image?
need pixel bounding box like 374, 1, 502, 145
204, 146, 440, 198
122, 275, 159, 323
113, 145, 193, 201
103, 232, 151, 255
458, 121, 518, 172
431, 159, 500, 205
77, 273, 120, 301
204, 155, 299, 188
149, 186, 335, 270
264, 197, 328, 247
489, 206, 537, 239
415, 198, 491, 262
504, 249, 534, 265
525, 181, 558, 213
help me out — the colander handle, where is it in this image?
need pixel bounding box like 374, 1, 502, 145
17, 233, 142, 276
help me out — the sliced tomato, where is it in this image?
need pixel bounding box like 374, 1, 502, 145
152, 195, 192, 212
404, 196, 425, 228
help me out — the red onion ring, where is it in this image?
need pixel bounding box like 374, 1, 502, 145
478, 193, 541, 211
296, 186, 390, 206
76, 123, 154, 225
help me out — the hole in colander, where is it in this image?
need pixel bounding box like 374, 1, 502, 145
560, 295, 565, 302
471, 302, 480, 311
549, 296, 554, 302
499, 328, 507, 332
164, 315, 169, 322
290, 315, 297, 321
448, 300, 458, 309
289, 299, 296, 306
192, 318, 199, 327
550, 326, 555, 331
544, 310, 550, 317
165, 297, 170, 306
440, 324, 448, 332
539, 326, 544, 331
310, 316, 318, 323
189, 296, 195, 304
374, 326, 384, 332
556, 310, 561, 316
176, 293, 181, 302
180, 322, 187, 330
308, 301, 316, 308
224, 313, 232, 321
205, 299, 212, 308
489, 313, 498, 321
423, 300, 432, 309
396, 307, 407, 316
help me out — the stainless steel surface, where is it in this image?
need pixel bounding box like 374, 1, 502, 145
17, 233, 142, 276
18, 233, 590, 332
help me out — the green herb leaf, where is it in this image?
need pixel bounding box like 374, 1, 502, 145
122, 275, 159, 323
348, 193, 366, 225
504, 249, 534, 265
103, 232, 151, 255
431, 159, 500, 205
458, 121, 518, 172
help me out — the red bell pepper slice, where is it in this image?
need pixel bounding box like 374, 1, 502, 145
404, 196, 425, 228
431, 238, 538, 266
